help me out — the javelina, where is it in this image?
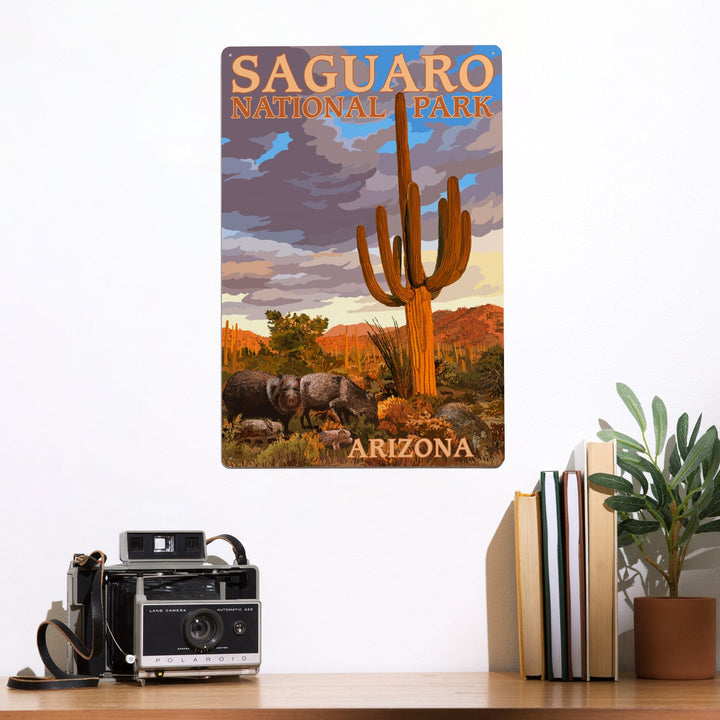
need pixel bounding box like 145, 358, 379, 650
235, 418, 284, 445
299, 373, 378, 427
317, 428, 353, 450
223, 370, 300, 431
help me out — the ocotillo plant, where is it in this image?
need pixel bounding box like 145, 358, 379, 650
356, 93, 472, 396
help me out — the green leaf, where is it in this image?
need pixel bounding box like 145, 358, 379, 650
621, 519, 661, 535
676, 515, 699, 546
702, 437, 720, 484
710, 467, 720, 502
696, 519, 720, 534
652, 396, 668, 458
617, 450, 643, 465
588, 472, 634, 494
635, 456, 668, 508
700, 470, 720, 518
685, 485, 703, 507
673, 426, 717, 488
604, 495, 646, 512
644, 497, 672, 531
677, 413, 689, 459
597, 428, 645, 453
700, 497, 720, 520
617, 382, 646, 432
617, 456, 648, 494
618, 531, 636, 548
689, 414, 703, 449
669, 444, 682, 476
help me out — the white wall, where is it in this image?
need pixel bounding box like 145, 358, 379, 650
2, 0, 719, 677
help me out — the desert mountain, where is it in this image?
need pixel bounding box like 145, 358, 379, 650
322, 304, 503, 349
223, 304, 503, 358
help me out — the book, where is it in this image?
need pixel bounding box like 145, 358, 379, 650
539, 471, 568, 681
514, 491, 545, 679
220, 46, 504, 468
573, 440, 618, 680
562, 470, 586, 680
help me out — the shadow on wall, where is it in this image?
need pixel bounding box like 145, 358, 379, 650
13, 600, 66, 677
486, 502, 519, 671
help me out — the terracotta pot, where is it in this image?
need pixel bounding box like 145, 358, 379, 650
634, 596, 716, 679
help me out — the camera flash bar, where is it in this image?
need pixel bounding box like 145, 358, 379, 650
119, 532, 207, 564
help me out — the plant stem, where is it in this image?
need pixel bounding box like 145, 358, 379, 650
666, 501, 681, 598
640, 429, 654, 465
634, 535, 672, 588
678, 542, 690, 583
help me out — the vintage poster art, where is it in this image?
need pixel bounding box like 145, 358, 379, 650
222, 46, 503, 468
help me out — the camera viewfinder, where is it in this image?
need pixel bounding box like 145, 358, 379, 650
153, 535, 175, 553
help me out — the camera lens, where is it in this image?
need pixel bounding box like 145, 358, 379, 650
183, 608, 224, 651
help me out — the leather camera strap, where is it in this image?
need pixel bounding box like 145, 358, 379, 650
7, 551, 106, 691
207, 533, 248, 565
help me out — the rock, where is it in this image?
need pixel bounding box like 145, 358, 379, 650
433, 402, 498, 459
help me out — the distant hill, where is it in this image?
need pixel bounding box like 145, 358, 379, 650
319, 304, 503, 353
323, 322, 373, 338
221, 325, 268, 353
432, 305, 504, 347
223, 304, 503, 358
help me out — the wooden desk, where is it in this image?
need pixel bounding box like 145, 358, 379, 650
2, 672, 720, 719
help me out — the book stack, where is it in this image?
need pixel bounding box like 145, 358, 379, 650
514, 440, 618, 681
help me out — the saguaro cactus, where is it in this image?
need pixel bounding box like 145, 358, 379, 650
356, 93, 472, 395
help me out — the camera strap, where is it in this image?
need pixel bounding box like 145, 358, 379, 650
207, 533, 248, 565
7, 551, 107, 691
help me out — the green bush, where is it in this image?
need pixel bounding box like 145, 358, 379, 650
223, 432, 324, 468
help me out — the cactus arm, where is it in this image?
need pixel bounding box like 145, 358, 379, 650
429, 202, 444, 299
429, 208, 445, 301
454, 210, 472, 279
393, 234, 403, 279
426, 176, 468, 294
433, 197, 448, 279
404, 182, 427, 288
356, 224, 403, 307
376, 206, 413, 304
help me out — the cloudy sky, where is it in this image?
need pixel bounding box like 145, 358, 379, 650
222, 45, 503, 335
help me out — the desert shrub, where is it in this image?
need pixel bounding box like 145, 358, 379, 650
346, 414, 389, 446
366, 319, 412, 398
410, 394, 446, 416
222, 414, 243, 443
469, 397, 504, 420
377, 397, 412, 436
376, 395, 456, 447
473, 345, 504, 399
255, 432, 323, 467
222, 439, 257, 468
435, 356, 460, 387
404, 412, 456, 441
222, 432, 325, 468
318, 414, 344, 431
489, 422, 505, 454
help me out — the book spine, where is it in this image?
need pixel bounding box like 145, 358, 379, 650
540, 471, 568, 681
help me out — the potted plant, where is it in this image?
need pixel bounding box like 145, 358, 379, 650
589, 382, 720, 679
